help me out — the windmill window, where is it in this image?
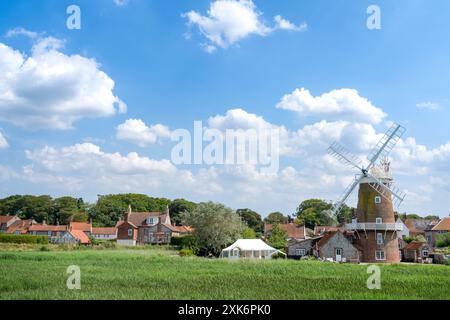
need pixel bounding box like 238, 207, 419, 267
376, 217, 383, 224
374, 196, 382, 204
375, 251, 386, 261
377, 233, 384, 245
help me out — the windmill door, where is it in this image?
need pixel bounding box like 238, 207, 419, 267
335, 248, 343, 262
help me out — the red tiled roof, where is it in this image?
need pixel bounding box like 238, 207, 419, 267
432, 217, 450, 231
92, 227, 117, 235
264, 223, 305, 239
70, 222, 92, 232
0, 215, 16, 224
404, 241, 427, 251
28, 225, 68, 232
6, 219, 34, 234
314, 226, 343, 235
117, 212, 168, 228
70, 230, 90, 244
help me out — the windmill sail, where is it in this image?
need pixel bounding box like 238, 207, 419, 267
330, 175, 364, 216
327, 142, 364, 170
366, 123, 405, 170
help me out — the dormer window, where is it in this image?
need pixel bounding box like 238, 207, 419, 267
146, 217, 159, 225
374, 196, 381, 204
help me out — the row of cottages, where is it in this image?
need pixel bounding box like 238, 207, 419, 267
116, 206, 192, 246
287, 228, 360, 262
0, 215, 117, 244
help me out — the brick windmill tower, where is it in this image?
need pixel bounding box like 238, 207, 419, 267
327, 123, 406, 263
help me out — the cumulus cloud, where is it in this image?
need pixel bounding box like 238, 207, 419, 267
0, 36, 126, 129
183, 0, 305, 52
25, 143, 175, 175
116, 119, 171, 147
0, 131, 8, 149
274, 15, 307, 31
276, 88, 386, 124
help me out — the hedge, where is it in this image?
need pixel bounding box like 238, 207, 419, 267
0, 233, 49, 244
170, 235, 198, 253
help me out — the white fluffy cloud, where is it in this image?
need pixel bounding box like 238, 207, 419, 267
276, 88, 386, 124
183, 0, 305, 52
116, 119, 171, 147
0, 37, 126, 129
0, 131, 8, 149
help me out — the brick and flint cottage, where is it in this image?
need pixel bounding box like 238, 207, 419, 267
116, 205, 191, 246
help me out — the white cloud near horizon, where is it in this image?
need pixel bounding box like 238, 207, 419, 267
116, 119, 172, 147
183, 0, 306, 52
0, 36, 126, 129
276, 88, 386, 124
113, 0, 130, 7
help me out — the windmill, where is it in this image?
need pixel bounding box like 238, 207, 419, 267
327, 123, 406, 263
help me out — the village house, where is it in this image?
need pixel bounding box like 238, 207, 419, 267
287, 236, 322, 259
91, 227, 117, 240
314, 231, 359, 263
403, 241, 432, 263
5, 219, 36, 235
425, 217, 450, 248
0, 215, 20, 233
403, 219, 438, 237
116, 206, 191, 246
395, 217, 410, 239
264, 223, 307, 241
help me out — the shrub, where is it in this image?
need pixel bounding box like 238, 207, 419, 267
39, 245, 50, 252
179, 249, 195, 256
0, 234, 48, 244
436, 233, 450, 248
170, 235, 199, 253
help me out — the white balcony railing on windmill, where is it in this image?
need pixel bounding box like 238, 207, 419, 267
345, 222, 403, 231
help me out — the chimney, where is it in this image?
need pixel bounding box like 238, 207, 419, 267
124, 205, 132, 222
89, 218, 93, 225
165, 204, 171, 225
42, 220, 46, 225
56, 219, 59, 226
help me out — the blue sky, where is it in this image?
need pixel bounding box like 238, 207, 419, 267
0, 0, 449, 217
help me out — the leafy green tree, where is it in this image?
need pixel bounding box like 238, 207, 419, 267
295, 199, 339, 229
267, 224, 287, 250
19, 195, 53, 223
51, 196, 82, 224
71, 212, 89, 222
89, 194, 170, 227
169, 199, 197, 226
242, 227, 257, 239
237, 208, 264, 234
181, 202, 244, 256
264, 212, 288, 224
424, 215, 440, 220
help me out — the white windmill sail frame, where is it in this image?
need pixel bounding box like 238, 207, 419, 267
327, 122, 407, 216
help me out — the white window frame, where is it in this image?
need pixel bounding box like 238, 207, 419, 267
374, 196, 382, 204
377, 233, 384, 245
422, 250, 429, 257
375, 250, 386, 261
127, 228, 133, 237
295, 248, 306, 256
375, 217, 383, 224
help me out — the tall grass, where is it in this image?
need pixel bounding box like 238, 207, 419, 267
0, 248, 448, 300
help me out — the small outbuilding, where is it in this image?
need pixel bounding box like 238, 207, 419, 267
220, 239, 285, 260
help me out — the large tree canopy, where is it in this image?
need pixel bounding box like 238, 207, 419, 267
88, 194, 171, 227
264, 212, 288, 224
295, 199, 342, 229
236, 208, 264, 234
169, 198, 197, 226
182, 202, 244, 256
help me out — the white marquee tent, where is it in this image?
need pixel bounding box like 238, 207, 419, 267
220, 239, 286, 260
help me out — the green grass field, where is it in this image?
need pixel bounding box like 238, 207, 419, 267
0, 246, 449, 300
